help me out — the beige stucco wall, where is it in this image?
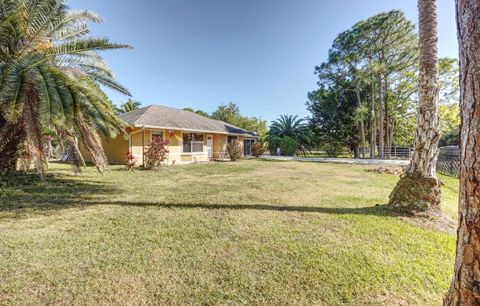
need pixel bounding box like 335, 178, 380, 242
83, 127, 255, 166
103, 135, 129, 164
213, 134, 227, 159
128, 128, 211, 166
81, 134, 129, 164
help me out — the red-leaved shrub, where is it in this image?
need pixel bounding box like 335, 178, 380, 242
145, 137, 169, 170
125, 151, 136, 171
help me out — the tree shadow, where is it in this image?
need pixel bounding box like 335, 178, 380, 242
1, 171, 399, 219
0, 172, 118, 217
88, 201, 398, 217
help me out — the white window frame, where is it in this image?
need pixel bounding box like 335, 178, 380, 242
182, 132, 204, 154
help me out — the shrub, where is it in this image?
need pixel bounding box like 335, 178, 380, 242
226, 140, 243, 161
125, 151, 136, 171
252, 142, 265, 157
144, 137, 169, 170
279, 136, 298, 156
321, 140, 346, 157
267, 136, 282, 155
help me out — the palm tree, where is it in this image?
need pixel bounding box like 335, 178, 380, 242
268, 115, 311, 155
117, 99, 141, 114
445, 0, 480, 303
388, 0, 441, 212
0, 0, 131, 179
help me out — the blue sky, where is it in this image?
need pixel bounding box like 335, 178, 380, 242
68, 0, 457, 123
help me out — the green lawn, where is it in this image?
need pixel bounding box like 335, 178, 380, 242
0, 160, 458, 305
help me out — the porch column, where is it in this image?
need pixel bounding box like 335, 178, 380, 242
142, 126, 145, 167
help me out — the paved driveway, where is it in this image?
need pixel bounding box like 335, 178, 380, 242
259, 155, 410, 166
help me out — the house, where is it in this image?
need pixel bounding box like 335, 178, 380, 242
94, 104, 259, 166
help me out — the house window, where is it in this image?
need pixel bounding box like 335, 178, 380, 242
150, 131, 164, 145
228, 136, 237, 143
183, 133, 204, 153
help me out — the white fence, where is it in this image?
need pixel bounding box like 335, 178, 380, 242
357, 146, 413, 160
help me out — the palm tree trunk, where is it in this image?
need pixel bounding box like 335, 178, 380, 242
445, 0, 480, 303
388, 0, 441, 212
0, 116, 24, 177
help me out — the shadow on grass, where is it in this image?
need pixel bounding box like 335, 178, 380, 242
0, 172, 118, 216
1, 170, 397, 219
97, 201, 397, 217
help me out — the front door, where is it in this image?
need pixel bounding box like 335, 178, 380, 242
207, 134, 213, 159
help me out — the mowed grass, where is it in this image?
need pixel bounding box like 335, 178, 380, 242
0, 160, 458, 305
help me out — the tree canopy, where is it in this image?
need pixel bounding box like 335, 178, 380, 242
210, 102, 268, 138
307, 10, 459, 157
117, 99, 141, 114
268, 114, 311, 155
0, 0, 131, 178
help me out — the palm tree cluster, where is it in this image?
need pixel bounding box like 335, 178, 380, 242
116, 99, 141, 114
0, 0, 131, 179
268, 115, 311, 155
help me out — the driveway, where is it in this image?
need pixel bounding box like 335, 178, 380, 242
259, 155, 410, 166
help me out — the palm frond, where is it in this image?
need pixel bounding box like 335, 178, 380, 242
48, 10, 102, 37
76, 114, 108, 172
51, 22, 89, 42
49, 38, 131, 56
0, 0, 130, 177
56, 127, 85, 173
87, 72, 131, 96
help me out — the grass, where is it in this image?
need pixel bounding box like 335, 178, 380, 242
0, 160, 458, 305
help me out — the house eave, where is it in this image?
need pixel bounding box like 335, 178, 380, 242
128, 124, 259, 138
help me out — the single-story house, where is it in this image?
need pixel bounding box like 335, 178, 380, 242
87, 104, 259, 166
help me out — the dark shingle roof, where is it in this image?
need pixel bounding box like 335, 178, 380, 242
119, 104, 258, 137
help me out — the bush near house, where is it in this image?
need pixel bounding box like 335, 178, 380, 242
252, 142, 266, 157
144, 137, 169, 170
227, 140, 243, 161
279, 136, 298, 156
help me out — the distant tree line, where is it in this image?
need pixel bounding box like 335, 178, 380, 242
184, 102, 268, 139
305, 10, 459, 158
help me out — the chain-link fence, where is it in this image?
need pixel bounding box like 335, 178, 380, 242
437, 146, 460, 177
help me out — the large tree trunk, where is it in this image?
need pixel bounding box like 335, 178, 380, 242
384, 85, 391, 158
387, 118, 394, 156
352, 144, 359, 159
0, 115, 24, 177
444, 0, 480, 304
378, 76, 385, 158
370, 83, 376, 158
388, 0, 441, 212
355, 88, 366, 159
